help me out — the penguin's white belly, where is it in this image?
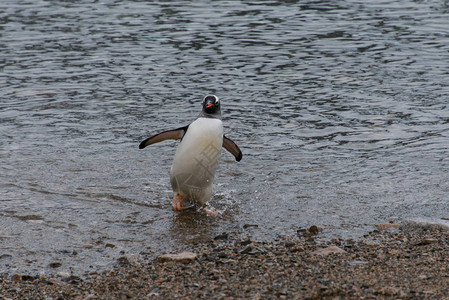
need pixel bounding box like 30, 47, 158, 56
170, 118, 223, 205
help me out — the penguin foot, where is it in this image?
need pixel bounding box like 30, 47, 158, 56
173, 193, 186, 211
203, 205, 218, 216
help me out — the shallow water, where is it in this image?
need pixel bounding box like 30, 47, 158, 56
1, 0, 449, 276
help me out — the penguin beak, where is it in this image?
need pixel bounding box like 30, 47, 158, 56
206, 103, 214, 108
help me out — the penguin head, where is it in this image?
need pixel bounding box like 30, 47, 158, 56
202, 95, 220, 115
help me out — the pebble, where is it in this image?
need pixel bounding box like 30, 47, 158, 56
284, 241, 296, 248
312, 246, 346, 256
26, 220, 44, 225
238, 245, 252, 254
214, 232, 229, 240
415, 238, 438, 246
239, 239, 252, 246
243, 224, 259, 229
0, 234, 14, 238
118, 254, 143, 267
308, 225, 322, 235
290, 246, 305, 253
49, 262, 62, 268
57, 271, 71, 279
11, 274, 35, 282
297, 225, 323, 238
158, 252, 197, 263
346, 260, 369, 266
376, 223, 400, 230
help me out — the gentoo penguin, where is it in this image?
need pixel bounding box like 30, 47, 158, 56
139, 95, 242, 212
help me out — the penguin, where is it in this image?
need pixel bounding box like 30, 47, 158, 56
139, 95, 242, 213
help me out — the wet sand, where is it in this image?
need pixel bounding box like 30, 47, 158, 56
1, 221, 448, 299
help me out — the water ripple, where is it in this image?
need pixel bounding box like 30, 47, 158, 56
1, 0, 449, 276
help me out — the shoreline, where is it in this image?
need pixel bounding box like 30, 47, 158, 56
1, 221, 448, 299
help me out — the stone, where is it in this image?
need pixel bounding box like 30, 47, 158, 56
214, 232, 229, 240
415, 238, 438, 246
240, 239, 252, 246
297, 226, 323, 238
376, 223, 400, 230
11, 274, 35, 282
0, 254, 12, 260
308, 225, 321, 235
49, 262, 62, 268
290, 246, 305, 253
238, 245, 252, 254
118, 254, 143, 267
57, 271, 71, 279
312, 246, 346, 256
158, 252, 197, 263
346, 260, 368, 266
243, 224, 259, 229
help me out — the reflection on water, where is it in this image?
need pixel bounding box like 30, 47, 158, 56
1, 0, 449, 276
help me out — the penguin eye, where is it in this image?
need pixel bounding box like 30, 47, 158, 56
204, 95, 219, 106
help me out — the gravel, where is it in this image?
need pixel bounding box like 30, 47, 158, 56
1, 221, 448, 299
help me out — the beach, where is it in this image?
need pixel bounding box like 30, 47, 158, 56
1, 221, 448, 299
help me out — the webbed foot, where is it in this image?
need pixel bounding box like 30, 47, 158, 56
203, 205, 218, 216
173, 193, 186, 211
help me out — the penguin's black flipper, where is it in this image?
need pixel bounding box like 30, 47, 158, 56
139, 126, 189, 149
223, 135, 242, 162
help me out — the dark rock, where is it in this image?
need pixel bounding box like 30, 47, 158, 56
0, 254, 12, 260
297, 228, 307, 235
238, 245, 252, 254
297, 226, 323, 238
415, 238, 438, 246
284, 241, 295, 248
240, 239, 252, 246
243, 224, 259, 229
308, 225, 320, 235
49, 262, 62, 268
11, 274, 35, 282
118, 254, 143, 267
290, 246, 305, 253
63, 275, 82, 284
214, 232, 229, 241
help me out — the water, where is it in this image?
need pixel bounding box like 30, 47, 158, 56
1, 0, 449, 276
